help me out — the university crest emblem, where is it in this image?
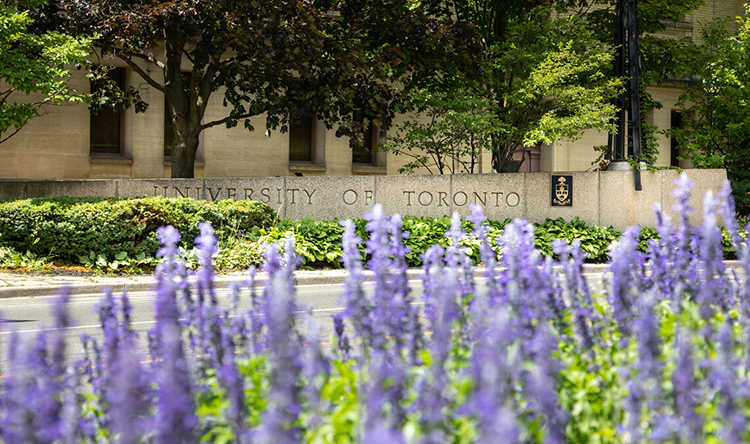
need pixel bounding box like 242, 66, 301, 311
551, 174, 573, 207
555, 177, 569, 202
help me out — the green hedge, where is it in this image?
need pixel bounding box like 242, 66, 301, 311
0, 196, 742, 272
0, 196, 277, 262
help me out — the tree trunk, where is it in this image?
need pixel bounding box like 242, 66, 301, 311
170, 131, 199, 178
491, 138, 525, 173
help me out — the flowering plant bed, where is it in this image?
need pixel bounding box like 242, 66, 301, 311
1, 174, 749, 443
0, 194, 743, 273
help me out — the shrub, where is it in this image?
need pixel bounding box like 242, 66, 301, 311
0, 196, 276, 263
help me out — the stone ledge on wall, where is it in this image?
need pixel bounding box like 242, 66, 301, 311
0, 169, 728, 230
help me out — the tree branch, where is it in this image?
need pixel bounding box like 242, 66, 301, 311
181, 47, 195, 65
200, 111, 259, 131
126, 51, 166, 70
115, 51, 166, 93
0, 123, 26, 145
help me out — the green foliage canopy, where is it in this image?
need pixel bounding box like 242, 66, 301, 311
0, 0, 91, 144
57, 0, 479, 178
388, 0, 707, 173
671, 8, 750, 214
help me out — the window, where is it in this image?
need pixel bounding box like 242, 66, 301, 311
670, 110, 685, 168
352, 122, 376, 164
289, 117, 314, 162
90, 67, 125, 155
351, 120, 386, 174
288, 116, 325, 173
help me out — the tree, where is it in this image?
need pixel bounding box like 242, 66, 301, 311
0, 0, 91, 145
57, 0, 479, 178
383, 89, 496, 174
671, 8, 750, 214
390, 4, 622, 173
393, 0, 706, 173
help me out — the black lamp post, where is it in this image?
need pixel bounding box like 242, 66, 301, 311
607, 0, 643, 191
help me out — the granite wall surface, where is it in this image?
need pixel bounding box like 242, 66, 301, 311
0, 170, 728, 230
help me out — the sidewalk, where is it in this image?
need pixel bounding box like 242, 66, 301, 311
0, 269, 356, 299
0, 264, 620, 299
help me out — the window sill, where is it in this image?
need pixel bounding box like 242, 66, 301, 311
289, 162, 326, 173
89, 156, 133, 165
163, 158, 205, 167
352, 165, 387, 175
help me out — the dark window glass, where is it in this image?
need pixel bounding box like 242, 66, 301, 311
164, 96, 174, 157
289, 117, 312, 162
90, 67, 124, 155
352, 123, 374, 164
671, 110, 682, 167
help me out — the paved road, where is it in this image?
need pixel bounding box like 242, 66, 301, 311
0, 280, 430, 375
0, 264, 623, 376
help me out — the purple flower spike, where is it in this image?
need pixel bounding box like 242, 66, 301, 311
672, 329, 701, 441
698, 191, 729, 313
719, 180, 742, 248
495, 219, 554, 341
302, 308, 330, 428
246, 265, 267, 353
155, 322, 197, 444
529, 324, 566, 444
195, 222, 219, 304
332, 313, 351, 359
554, 239, 598, 351
363, 423, 406, 444
648, 202, 676, 299
672, 172, 696, 219
107, 340, 154, 444
338, 218, 366, 339
219, 326, 245, 434
414, 256, 460, 443
607, 226, 644, 339
711, 322, 746, 444
467, 204, 500, 306
257, 247, 303, 444
469, 308, 522, 442
151, 225, 197, 443
668, 174, 701, 302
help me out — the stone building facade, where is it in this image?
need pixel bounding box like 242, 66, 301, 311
1, 0, 746, 180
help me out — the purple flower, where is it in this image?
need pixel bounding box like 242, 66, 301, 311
697, 191, 730, 314
154, 322, 197, 444
332, 313, 351, 360
301, 308, 330, 428
152, 226, 197, 444
528, 324, 566, 444
195, 222, 219, 301
246, 265, 267, 353
337, 218, 373, 353
413, 253, 460, 443
256, 238, 304, 444
467, 308, 522, 440
710, 322, 746, 443
607, 226, 644, 338
0, 290, 79, 443
219, 325, 246, 434
467, 204, 500, 306
107, 339, 155, 444
671, 329, 702, 441
495, 219, 555, 341
554, 239, 598, 351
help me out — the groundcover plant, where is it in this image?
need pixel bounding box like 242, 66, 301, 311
2, 173, 750, 443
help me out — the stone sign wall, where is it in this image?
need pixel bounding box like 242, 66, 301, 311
0, 169, 728, 230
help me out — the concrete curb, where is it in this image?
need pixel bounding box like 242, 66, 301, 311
0, 261, 742, 300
